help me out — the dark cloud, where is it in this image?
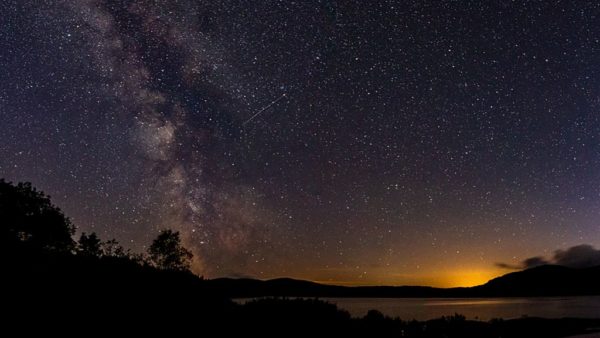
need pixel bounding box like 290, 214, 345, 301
494, 262, 516, 269
522, 256, 550, 268
554, 245, 600, 268
495, 256, 548, 269
496, 245, 600, 270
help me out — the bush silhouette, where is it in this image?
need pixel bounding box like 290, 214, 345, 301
78, 232, 102, 257
0, 179, 75, 253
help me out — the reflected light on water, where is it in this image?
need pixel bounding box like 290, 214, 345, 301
323, 296, 600, 320
424, 299, 531, 306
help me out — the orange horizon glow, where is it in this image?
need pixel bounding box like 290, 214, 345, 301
281, 268, 506, 289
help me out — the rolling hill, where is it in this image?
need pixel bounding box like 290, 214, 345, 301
205, 265, 600, 298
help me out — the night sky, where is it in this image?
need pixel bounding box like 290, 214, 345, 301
2, 1, 600, 287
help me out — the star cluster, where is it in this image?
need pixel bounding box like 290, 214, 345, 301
1, 1, 600, 286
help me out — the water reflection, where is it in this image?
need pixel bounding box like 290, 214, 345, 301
320, 296, 600, 321
424, 299, 532, 306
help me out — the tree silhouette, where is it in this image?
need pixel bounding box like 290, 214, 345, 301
148, 230, 192, 271
78, 232, 102, 257
0, 179, 75, 252
102, 238, 126, 258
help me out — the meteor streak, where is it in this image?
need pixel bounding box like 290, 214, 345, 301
243, 93, 287, 126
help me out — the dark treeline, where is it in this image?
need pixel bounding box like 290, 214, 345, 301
2, 179, 600, 336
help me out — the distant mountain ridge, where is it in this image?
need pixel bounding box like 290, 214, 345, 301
474, 265, 600, 296
205, 265, 600, 298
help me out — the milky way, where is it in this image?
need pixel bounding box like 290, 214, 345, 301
2, 1, 600, 286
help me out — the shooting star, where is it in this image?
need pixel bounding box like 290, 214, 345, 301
243, 93, 287, 126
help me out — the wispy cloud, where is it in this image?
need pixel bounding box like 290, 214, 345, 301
496, 244, 600, 269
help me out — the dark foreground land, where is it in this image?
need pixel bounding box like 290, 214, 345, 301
3, 180, 599, 336
5, 250, 600, 337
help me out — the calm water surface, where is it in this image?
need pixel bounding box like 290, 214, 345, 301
320, 297, 600, 320
237, 296, 600, 321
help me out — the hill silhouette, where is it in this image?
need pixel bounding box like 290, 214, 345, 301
473, 265, 600, 296
205, 264, 600, 298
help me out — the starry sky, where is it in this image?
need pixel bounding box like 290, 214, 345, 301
2, 1, 600, 287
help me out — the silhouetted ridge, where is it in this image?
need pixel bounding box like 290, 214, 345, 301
206, 265, 600, 298
473, 265, 600, 296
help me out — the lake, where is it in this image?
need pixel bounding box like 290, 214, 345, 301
320, 297, 600, 321
237, 296, 600, 321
